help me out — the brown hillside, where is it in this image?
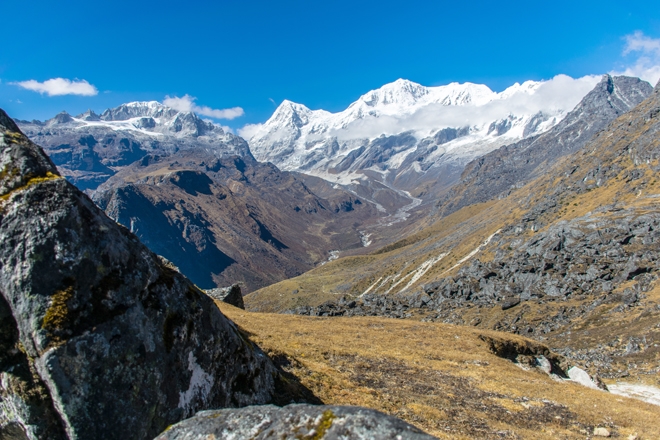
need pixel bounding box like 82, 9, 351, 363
219, 302, 660, 439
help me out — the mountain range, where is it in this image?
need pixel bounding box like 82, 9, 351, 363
16, 101, 250, 191
13, 75, 653, 294
245, 76, 603, 206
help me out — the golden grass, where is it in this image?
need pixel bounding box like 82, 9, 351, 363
218, 302, 660, 439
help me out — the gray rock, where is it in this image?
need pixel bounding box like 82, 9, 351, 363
567, 367, 603, 390
0, 108, 277, 439
501, 297, 521, 310
205, 284, 245, 310
593, 426, 611, 437
154, 404, 437, 440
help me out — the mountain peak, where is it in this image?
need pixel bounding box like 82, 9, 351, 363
100, 101, 179, 121
267, 100, 316, 128
76, 109, 101, 121
46, 111, 74, 126
359, 79, 429, 108
276, 99, 312, 114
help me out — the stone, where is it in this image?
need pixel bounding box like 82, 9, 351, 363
535, 356, 552, 375
501, 297, 521, 310
0, 109, 277, 440
567, 367, 601, 390
154, 404, 437, 440
205, 284, 245, 309
593, 426, 611, 437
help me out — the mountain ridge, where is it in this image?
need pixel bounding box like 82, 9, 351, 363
245, 75, 603, 202
16, 101, 251, 190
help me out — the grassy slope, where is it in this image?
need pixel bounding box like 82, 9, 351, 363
218, 302, 660, 439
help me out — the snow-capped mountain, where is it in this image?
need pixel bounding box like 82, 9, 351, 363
32, 101, 242, 142
17, 101, 252, 190
245, 76, 601, 202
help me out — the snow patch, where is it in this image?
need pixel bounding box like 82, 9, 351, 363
441, 230, 501, 275
608, 383, 660, 406
360, 231, 372, 247
398, 252, 448, 294
360, 277, 383, 297
320, 250, 340, 266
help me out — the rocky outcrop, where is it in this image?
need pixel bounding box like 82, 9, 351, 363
0, 108, 277, 439
205, 284, 245, 309
154, 404, 436, 440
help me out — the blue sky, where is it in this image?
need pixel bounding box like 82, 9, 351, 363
1, 0, 659, 129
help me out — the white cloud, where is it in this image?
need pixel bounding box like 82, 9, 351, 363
623, 31, 660, 56
237, 123, 263, 140
163, 94, 244, 120
611, 31, 660, 86
329, 74, 601, 141
12, 78, 98, 96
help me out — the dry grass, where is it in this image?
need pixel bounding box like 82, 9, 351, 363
218, 302, 660, 439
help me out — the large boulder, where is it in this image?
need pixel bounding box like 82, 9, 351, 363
0, 108, 277, 439
205, 284, 245, 309
154, 404, 437, 439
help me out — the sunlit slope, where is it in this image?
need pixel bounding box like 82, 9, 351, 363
219, 303, 660, 440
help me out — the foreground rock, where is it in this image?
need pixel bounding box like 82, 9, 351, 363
155, 404, 436, 440
0, 108, 277, 439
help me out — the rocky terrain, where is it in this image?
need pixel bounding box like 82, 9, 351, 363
248, 80, 660, 387
0, 109, 280, 439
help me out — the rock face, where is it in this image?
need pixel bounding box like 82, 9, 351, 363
154, 404, 437, 440
205, 284, 245, 309
0, 109, 277, 439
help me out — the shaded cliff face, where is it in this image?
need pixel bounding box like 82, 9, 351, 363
246, 81, 660, 383
92, 151, 380, 292
0, 109, 276, 439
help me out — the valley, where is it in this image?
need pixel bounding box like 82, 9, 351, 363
246, 78, 660, 398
